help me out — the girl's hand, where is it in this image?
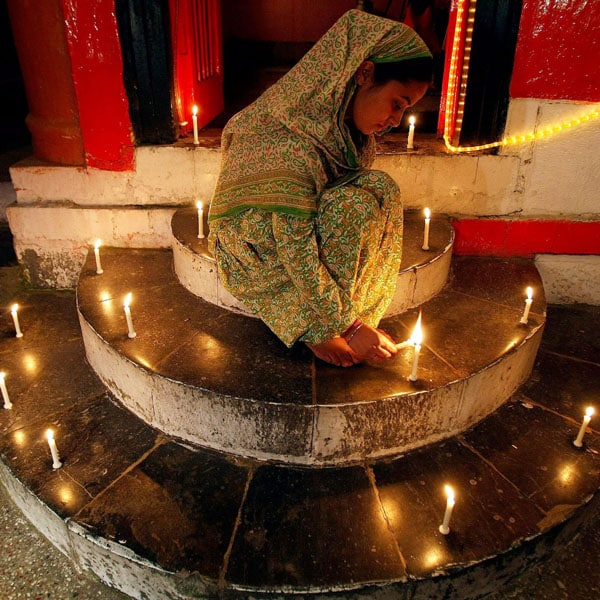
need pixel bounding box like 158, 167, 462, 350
347, 323, 398, 362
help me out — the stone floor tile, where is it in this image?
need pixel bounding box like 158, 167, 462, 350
372, 439, 545, 579
462, 401, 600, 516
226, 464, 405, 590
76, 441, 249, 577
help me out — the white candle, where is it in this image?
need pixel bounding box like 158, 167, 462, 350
408, 311, 423, 382
439, 485, 455, 535
422, 207, 431, 250
11, 303, 23, 338
94, 239, 103, 274
46, 429, 63, 469
519, 286, 533, 324
196, 201, 205, 239
0, 372, 12, 410
573, 407, 594, 448
192, 105, 199, 145
407, 115, 415, 149
123, 293, 137, 339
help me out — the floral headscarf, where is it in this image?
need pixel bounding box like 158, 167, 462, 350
209, 9, 431, 221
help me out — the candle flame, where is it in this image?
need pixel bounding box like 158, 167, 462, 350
409, 115, 416, 126
192, 104, 198, 116
409, 311, 423, 346
585, 406, 595, 418
11, 303, 18, 313
94, 239, 102, 250
526, 286, 533, 300
444, 484, 455, 503
196, 201, 203, 210
424, 207, 431, 219
124, 292, 132, 308
46, 429, 55, 442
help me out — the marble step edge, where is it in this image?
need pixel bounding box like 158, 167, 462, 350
78, 303, 545, 466
1, 406, 599, 600
171, 208, 455, 317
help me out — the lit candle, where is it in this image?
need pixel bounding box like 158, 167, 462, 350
0, 372, 12, 410
94, 239, 103, 274
192, 105, 199, 145
123, 293, 137, 339
11, 303, 23, 338
46, 429, 63, 469
439, 484, 455, 535
407, 115, 416, 149
422, 207, 431, 250
408, 311, 423, 382
573, 407, 595, 448
196, 201, 205, 239
519, 286, 533, 324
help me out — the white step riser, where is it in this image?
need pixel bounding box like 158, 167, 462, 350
79, 310, 544, 466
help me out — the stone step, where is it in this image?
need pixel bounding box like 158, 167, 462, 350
171, 207, 454, 316
77, 248, 545, 465
0, 290, 598, 598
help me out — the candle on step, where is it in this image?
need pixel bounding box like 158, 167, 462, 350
0, 372, 12, 410
519, 286, 533, 324
192, 105, 199, 145
573, 407, 594, 448
439, 485, 455, 535
46, 429, 63, 469
407, 115, 416, 149
196, 201, 205, 239
409, 311, 423, 382
123, 293, 137, 339
422, 208, 431, 250
11, 303, 23, 338
94, 239, 103, 274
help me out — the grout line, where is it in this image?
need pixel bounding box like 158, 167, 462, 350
365, 465, 408, 573
71, 435, 168, 521
540, 347, 600, 368
457, 436, 547, 516
218, 465, 255, 595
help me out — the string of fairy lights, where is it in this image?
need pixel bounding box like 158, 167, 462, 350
441, 0, 600, 154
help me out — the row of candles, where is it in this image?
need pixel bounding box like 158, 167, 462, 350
188, 104, 420, 151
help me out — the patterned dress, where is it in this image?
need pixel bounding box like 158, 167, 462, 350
208, 10, 431, 346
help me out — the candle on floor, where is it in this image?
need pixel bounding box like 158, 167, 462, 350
573, 407, 594, 448
519, 286, 533, 324
422, 208, 431, 250
407, 115, 416, 149
123, 293, 137, 339
11, 303, 23, 338
192, 105, 199, 145
94, 239, 103, 274
439, 485, 455, 535
196, 201, 205, 239
46, 429, 63, 469
409, 311, 423, 382
0, 372, 12, 410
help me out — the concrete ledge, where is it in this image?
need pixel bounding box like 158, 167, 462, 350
6, 204, 177, 287
535, 254, 600, 305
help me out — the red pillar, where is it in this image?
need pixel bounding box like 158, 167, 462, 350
7, 0, 85, 165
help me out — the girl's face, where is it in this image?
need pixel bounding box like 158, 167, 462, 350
351, 61, 429, 136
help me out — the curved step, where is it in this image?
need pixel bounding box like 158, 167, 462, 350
77, 248, 545, 466
171, 207, 454, 317
0, 289, 598, 599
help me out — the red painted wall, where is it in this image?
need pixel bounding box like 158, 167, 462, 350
510, 0, 600, 101
61, 0, 134, 170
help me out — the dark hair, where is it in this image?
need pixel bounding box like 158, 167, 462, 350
372, 57, 434, 85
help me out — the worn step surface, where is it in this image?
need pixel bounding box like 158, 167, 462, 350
77, 248, 545, 465
171, 208, 454, 316
0, 292, 598, 599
